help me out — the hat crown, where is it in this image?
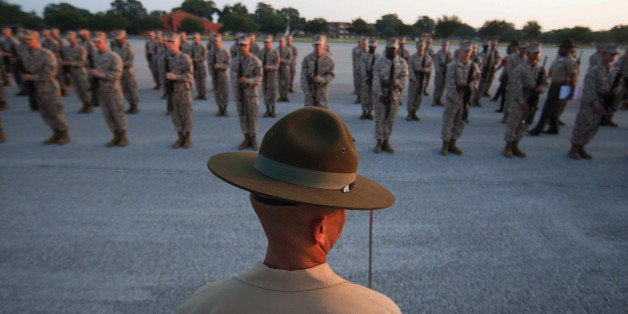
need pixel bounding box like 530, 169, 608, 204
257, 107, 358, 185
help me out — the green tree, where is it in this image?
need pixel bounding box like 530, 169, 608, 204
521, 20, 542, 40
0, 1, 42, 28
413, 15, 435, 35
219, 3, 258, 33
90, 10, 129, 31
254, 3, 286, 35
137, 15, 164, 31
478, 19, 515, 40
43, 3, 92, 32
110, 0, 146, 19
434, 15, 463, 39
179, 17, 205, 33
304, 18, 329, 34
609, 24, 628, 44
278, 7, 305, 33
454, 23, 477, 39
375, 14, 404, 37
149, 10, 167, 17
347, 18, 376, 36
180, 0, 219, 21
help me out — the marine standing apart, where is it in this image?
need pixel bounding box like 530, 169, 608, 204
359, 40, 380, 120
287, 35, 298, 93
164, 33, 194, 149
230, 35, 263, 150
22, 30, 71, 145
190, 33, 208, 100
209, 34, 231, 116
528, 38, 577, 136
500, 42, 527, 122
90, 32, 128, 147
440, 41, 480, 156
258, 36, 280, 118
568, 44, 619, 160
352, 37, 367, 103
111, 30, 140, 114
62, 31, 92, 113
301, 35, 335, 109
145, 31, 160, 89
406, 40, 432, 121
503, 43, 548, 158
276, 36, 292, 102
372, 38, 408, 154
432, 40, 453, 106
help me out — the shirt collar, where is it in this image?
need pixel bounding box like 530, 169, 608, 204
235, 262, 347, 292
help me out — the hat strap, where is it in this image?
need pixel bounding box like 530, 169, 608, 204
254, 155, 356, 190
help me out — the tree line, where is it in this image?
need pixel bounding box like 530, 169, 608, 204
0, 0, 625, 44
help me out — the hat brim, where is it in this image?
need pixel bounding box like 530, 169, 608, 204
208, 152, 395, 210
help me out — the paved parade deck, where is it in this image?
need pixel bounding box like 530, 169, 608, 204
1, 40, 626, 313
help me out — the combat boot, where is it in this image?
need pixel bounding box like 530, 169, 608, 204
568, 144, 580, 160
0, 101, 8, 111
249, 135, 259, 151
512, 141, 526, 158
183, 132, 192, 148
503, 142, 513, 158
366, 111, 373, 120
374, 139, 383, 153
238, 135, 250, 150
57, 130, 70, 145
0, 130, 6, 143
406, 112, 412, 121
263, 106, 271, 117
44, 130, 62, 145
411, 111, 420, 121
440, 140, 449, 156
106, 131, 120, 147
270, 106, 276, 118
172, 132, 184, 149
126, 103, 139, 114
216, 108, 223, 117
117, 131, 128, 147
449, 140, 463, 155
578, 145, 592, 160
382, 140, 395, 153
360, 111, 367, 120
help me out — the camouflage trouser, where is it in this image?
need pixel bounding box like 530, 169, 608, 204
441, 99, 465, 141
290, 61, 297, 91
304, 84, 329, 109
0, 115, 3, 130
10, 62, 25, 92
433, 69, 446, 104
208, 68, 216, 90
361, 82, 374, 112
407, 80, 423, 112
37, 89, 68, 132
147, 54, 159, 86
483, 70, 496, 95
423, 71, 432, 94
172, 84, 193, 133
0, 82, 5, 104
99, 90, 127, 132
69, 67, 91, 104
121, 67, 139, 105
194, 62, 207, 96
278, 64, 290, 99
374, 100, 399, 141
504, 99, 527, 142
353, 68, 362, 96
571, 105, 602, 146
57, 58, 69, 93
236, 96, 259, 136
214, 70, 229, 111
262, 71, 278, 109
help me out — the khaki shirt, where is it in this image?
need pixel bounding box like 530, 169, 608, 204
178, 263, 401, 314
549, 54, 576, 84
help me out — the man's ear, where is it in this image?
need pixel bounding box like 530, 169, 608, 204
310, 216, 328, 246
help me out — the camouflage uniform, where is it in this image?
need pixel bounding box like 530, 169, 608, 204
0, 55, 6, 108
432, 44, 453, 106
1, 33, 25, 93
62, 41, 91, 108
168, 51, 194, 134
360, 46, 381, 116
407, 44, 432, 118
505, 60, 548, 143
570, 64, 615, 148
424, 41, 435, 95
79, 33, 98, 107
111, 39, 139, 112
276, 41, 292, 101
287, 38, 298, 92
481, 43, 501, 96
229, 42, 239, 60
25, 46, 69, 135
145, 35, 159, 88
180, 38, 192, 56
212, 43, 231, 116
258, 42, 280, 116
93, 49, 127, 134
205, 34, 216, 90
398, 41, 410, 62
501, 52, 525, 112
588, 51, 601, 69
41, 35, 67, 95
52, 31, 70, 92
441, 52, 480, 144
373, 49, 408, 145
352, 39, 366, 100
301, 39, 335, 109
230, 47, 263, 139
190, 40, 208, 99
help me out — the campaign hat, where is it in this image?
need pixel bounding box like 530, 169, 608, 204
207, 107, 395, 210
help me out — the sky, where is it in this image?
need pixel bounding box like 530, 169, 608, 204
11, 0, 628, 31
